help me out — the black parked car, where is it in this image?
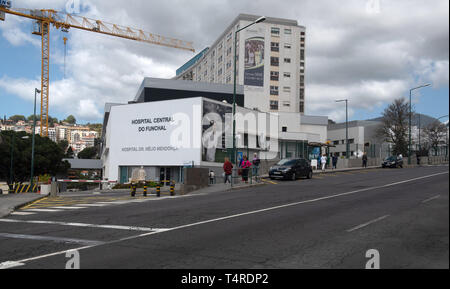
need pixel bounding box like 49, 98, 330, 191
382, 156, 404, 168
269, 158, 313, 180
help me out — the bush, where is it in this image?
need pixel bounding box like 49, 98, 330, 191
112, 181, 160, 189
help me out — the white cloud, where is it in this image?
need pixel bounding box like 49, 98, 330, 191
0, 0, 448, 123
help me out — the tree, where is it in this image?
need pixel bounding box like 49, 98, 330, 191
423, 121, 447, 156
0, 131, 69, 184
64, 115, 76, 125
78, 146, 98, 159
9, 115, 26, 123
57, 140, 69, 153
65, 146, 75, 158
377, 98, 411, 156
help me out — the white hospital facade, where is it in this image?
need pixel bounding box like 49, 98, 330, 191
175, 14, 306, 114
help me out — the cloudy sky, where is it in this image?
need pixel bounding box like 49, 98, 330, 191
0, 0, 448, 123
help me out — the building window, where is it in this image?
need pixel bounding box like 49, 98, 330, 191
270, 86, 279, 96
300, 102, 304, 113
301, 43, 305, 48
300, 88, 304, 100
204, 70, 207, 77
226, 47, 232, 56
300, 50, 305, 61
271, 57, 279, 66
271, 42, 279, 52
283, 72, 291, 78
284, 43, 291, 49
283, 101, 290, 107
218, 56, 223, 63
226, 75, 232, 83
270, 100, 279, 110
284, 58, 291, 64
226, 61, 232, 69
333, 140, 339, 145
301, 31, 305, 36
348, 139, 355, 144
218, 68, 222, 75
226, 32, 232, 41
283, 86, 291, 92
300, 75, 305, 86
271, 27, 280, 35
282, 126, 287, 132
270, 71, 279, 81
301, 37, 305, 43
284, 28, 292, 35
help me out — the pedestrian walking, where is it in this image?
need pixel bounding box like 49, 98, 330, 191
223, 157, 233, 184
362, 152, 368, 168
321, 154, 327, 172
209, 170, 215, 184
240, 155, 252, 183
416, 153, 421, 166
252, 153, 260, 181
332, 153, 338, 170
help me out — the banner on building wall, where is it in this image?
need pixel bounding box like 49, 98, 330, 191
202, 100, 232, 162
244, 36, 265, 87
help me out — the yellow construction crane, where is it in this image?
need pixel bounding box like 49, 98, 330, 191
0, 3, 195, 136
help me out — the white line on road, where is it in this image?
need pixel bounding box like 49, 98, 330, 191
0, 219, 168, 232
10, 212, 35, 216
24, 209, 62, 212
1, 170, 448, 268
346, 215, 390, 232
76, 204, 108, 207
422, 195, 441, 203
0, 232, 104, 246
0, 261, 25, 269
48, 206, 88, 210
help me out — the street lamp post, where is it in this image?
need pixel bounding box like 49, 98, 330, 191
31, 88, 41, 190
409, 84, 431, 165
232, 16, 265, 165
336, 99, 349, 159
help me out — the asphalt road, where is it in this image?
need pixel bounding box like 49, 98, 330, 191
0, 166, 448, 269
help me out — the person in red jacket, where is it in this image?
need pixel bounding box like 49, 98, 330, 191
240, 155, 252, 183
223, 157, 233, 184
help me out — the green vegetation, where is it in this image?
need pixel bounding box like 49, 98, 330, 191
0, 131, 70, 184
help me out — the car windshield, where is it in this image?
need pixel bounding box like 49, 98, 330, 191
385, 156, 396, 161
277, 159, 297, 166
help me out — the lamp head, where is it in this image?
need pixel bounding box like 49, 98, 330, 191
255, 16, 266, 24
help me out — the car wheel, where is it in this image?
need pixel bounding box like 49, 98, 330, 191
307, 171, 312, 179
291, 173, 296, 181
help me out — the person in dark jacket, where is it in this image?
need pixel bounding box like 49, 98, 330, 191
332, 153, 338, 170
223, 157, 233, 184
362, 152, 368, 168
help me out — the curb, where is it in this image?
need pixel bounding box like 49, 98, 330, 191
1, 195, 48, 218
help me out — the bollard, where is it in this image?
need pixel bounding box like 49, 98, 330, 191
170, 181, 175, 196
156, 183, 161, 197
131, 183, 136, 197
143, 183, 147, 197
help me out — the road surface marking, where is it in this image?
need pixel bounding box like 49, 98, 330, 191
76, 203, 108, 207
346, 215, 390, 232
48, 206, 88, 210
0, 261, 24, 269
24, 209, 63, 212
0, 219, 168, 232
422, 195, 441, 203
10, 212, 35, 216
0, 233, 104, 246
2, 170, 448, 268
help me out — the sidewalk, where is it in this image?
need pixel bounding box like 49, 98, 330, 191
0, 193, 46, 218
